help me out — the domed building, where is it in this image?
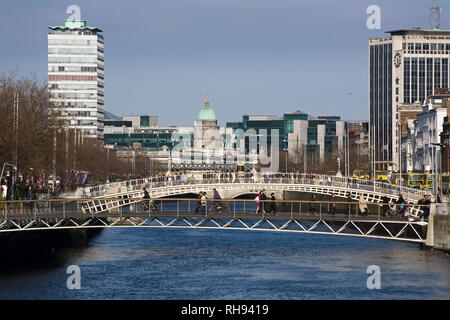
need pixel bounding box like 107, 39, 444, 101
197, 94, 217, 122
194, 94, 221, 155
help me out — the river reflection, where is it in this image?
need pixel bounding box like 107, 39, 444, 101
0, 228, 448, 300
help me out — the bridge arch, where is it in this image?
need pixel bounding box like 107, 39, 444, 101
80, 174, 426, 217
84, 182, 423, 214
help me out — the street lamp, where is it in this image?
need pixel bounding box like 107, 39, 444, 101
105, 145, 114, 182
283, 139, 288, 173
336, 157, 342, 177
345, 127, 350, 178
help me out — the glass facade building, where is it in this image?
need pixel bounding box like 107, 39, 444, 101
104, 115, 179, 151
369, 41, 392, 169
226, 113, 345, 162
369, 29, 450, 170
104, 130, 179, 151
226, 112, 308, 152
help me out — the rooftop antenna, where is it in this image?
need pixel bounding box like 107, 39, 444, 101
429, 0, 441, 30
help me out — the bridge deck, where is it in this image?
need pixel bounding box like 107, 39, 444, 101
0, 209, 428, 244
0, 210, 424, 223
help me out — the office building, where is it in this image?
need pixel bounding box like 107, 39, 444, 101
227, 112, 346, 164
348, 121, 369, 157
287, 116, 346, 164
48, 19, 104, 139
369, 27, 450, 170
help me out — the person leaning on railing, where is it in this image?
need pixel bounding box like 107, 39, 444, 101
419, 194, 432, 221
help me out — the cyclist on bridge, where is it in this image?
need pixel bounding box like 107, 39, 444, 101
142, 187, 150, 210
396, 194, 406, 216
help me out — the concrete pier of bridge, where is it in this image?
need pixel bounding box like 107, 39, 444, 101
426, 204, 450, 252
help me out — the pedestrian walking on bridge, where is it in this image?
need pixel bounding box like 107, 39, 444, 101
358, 193, 368, 216
201, 192, 207, 213
268, 193, 277, 214
194, 192, 202, 213
347, 193, 354, 215
212, 188, 221, 213
307, 194, 318, 216
328, 193, 336, 216
381, 194, 389, 217
260, 189, 268, 214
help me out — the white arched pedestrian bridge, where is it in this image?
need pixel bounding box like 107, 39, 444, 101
0, 173, 432, 244
80, 173, 427, 216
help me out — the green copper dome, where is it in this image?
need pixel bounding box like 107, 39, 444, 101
197, 94, 216, 120
198, 107, 216, 120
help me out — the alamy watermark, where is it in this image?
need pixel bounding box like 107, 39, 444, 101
171, 128, 280, 173
66, 5, 81, 21
366, 5, 381, 30
66, 265, 81, 290
366, 265, 381, 290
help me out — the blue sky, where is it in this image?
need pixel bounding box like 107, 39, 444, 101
0, 0, 446, 126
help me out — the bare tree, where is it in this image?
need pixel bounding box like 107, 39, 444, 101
287, 142, 305, 173
0, 72, 139, 186
0, 72, 63, 175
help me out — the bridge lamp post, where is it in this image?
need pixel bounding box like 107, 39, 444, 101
283, 139, 288, 173
345, 127, 350, 180
105, 145, 114, 182
336, 157, 342, 177
150, 156, 154, 177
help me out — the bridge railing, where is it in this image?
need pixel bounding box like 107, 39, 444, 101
0, 197, 429, 223
81, 173, 428, 200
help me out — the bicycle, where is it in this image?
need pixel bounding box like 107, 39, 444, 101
385, 205, 403, 219
136, 200, 159, 213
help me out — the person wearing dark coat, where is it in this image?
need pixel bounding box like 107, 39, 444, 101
212, 188, 221, 213
381, 195, 390, 216
260, 189, 268, 213
308, 194, 317, 216
268, 193, 277, 214
347, 193, 354, 215
421, 195, 432, 221
194, 192, 202, 213
396, 194, 405, 215
328, 193, 336, 216
142, 188, 150, 209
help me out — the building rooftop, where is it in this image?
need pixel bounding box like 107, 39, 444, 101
103, 111, 121, 121
49, 20, 103, 32
386, 28, 450, 36
247, 115, 281, 121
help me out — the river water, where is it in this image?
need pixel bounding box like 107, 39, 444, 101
0, 227, 448, 300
